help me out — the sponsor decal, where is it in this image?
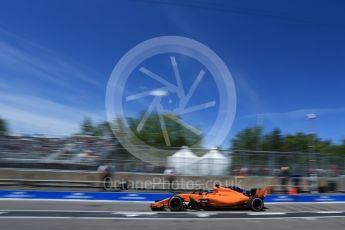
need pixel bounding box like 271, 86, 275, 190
63, 192, 93, 199
3, 191, 34, 198
118, 193, 146, 200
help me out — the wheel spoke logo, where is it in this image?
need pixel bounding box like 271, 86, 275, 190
105, 36, 236, 164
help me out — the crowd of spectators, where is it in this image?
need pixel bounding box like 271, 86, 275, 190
0, 134, 114, 167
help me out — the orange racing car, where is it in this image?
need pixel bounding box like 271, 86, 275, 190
150, 185, 269, 211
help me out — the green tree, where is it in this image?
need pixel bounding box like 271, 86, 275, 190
80, 117, 95, 136
338, 139, 345, 154
262, 129, 284, 151
230, 126, 345, 174
317, 139, 345, 156
0, 117, 9, 135
283, 132, 310, 152
78, 118, 117, 139
232, 126, 263, 150
93, 121, 116, 139
128, 113, 202, 148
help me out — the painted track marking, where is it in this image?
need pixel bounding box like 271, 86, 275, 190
0, 216, 344, 220
248, 212, 286, 215
315, 211, 343, 214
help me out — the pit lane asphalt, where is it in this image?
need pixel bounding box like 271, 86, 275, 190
0, 200, 344, 230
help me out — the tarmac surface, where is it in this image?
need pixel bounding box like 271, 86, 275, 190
0, 200, 344, 230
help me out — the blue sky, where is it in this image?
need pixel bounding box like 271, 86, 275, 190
0, 0, 345, 147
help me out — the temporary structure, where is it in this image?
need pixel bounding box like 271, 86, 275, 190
167, 146, 199, 175
166, 147, 229, 176
199, 148, 229, 176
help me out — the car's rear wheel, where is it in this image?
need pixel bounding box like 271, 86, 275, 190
249, 197, 264, 211
169, 196, 184, 211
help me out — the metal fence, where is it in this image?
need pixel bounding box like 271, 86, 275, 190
230, 150, 345, 177
0, 150, 344, 177
0, 135, 344, 176
100, 150, 345, 177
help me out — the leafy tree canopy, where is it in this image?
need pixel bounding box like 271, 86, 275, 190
232, 126, 345, 156
128, 113, 202, 148
0, 117, 9, 136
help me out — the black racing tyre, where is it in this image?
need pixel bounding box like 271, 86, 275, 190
249, 197, 264, 211
169, 196, 184, 211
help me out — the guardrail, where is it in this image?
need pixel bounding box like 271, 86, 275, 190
0, 178, 210, 191
0, 178, 240, 191
0, 179, 100, 189
0, 177, 338, 194
0, 168, 342, 193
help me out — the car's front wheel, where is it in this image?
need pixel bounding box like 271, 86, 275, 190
169, 196, 184, 211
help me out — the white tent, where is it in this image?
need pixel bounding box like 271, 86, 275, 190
199, 148, 229, 176
167, 146, 199, 175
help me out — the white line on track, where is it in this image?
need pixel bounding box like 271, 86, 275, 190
113, 212, 157, 216
315, 211, 344, 214
0, 216, 73, 219
194, 213, 213, 218
267, 202, 345, 204
0, 210, 344, 215
247, 212, 286, 215
0, 216, 344, 220
0, 210, 118, 213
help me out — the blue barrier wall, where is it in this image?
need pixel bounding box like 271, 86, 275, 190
266, 194, 345, 202
0, 190, 171, 202
0, 190, 344, 203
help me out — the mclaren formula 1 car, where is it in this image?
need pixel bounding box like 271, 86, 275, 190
150, 185, 269, 211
